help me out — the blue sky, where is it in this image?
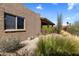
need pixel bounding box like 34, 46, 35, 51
23, 3, 79, 25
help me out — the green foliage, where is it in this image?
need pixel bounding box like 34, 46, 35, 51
56, 13, 62, 34
67, 21, 79, 36
34, 35, 79, 56
0, 37, 21, 52
42, 25, 54, 34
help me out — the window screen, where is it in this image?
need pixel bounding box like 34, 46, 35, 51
4, 13, 16, 29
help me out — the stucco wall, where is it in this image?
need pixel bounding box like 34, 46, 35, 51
0, 3, 41, 41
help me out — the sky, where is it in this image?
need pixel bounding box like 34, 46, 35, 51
23, 3, 79, 25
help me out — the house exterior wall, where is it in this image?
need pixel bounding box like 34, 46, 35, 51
0, 3, 41, 41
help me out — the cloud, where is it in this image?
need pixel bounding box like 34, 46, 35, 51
68, 3, 75, 10
36, 4, 43, 10
52, 3, 58, 5
65, 17, 71, 20
76, 13, 79, 16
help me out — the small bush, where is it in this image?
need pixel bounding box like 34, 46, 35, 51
67, 21, 79, 36
0, 37, 21, 52
67, 26, 79, 36
42, 25, 54, 35
35, 34, 79, 56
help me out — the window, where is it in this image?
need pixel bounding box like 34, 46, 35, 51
17, 17, 24, 29
4, 13, 16, 29
4, 13, 24, 31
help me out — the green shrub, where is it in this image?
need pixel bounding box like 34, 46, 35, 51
42, 25, 54, 34
0, 37, 21, 52
35, 35, 79, 56
67, 21, 79, 36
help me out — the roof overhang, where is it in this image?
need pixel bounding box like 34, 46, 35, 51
41, 17, 55, 25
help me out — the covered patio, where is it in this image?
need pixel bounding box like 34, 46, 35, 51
41, 17, 55, 34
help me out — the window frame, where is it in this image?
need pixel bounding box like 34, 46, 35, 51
4, 13, 25, 32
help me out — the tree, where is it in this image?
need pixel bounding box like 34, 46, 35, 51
66, 22, 69, 25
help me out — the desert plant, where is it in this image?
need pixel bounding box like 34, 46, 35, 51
67, 21, 79, 36
34, 34, 79, 56
0, 37, 21, 52
56, 13, 62, 34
